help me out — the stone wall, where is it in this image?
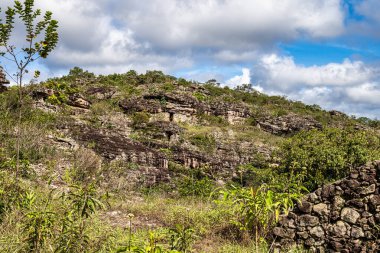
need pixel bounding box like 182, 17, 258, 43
274, 161, 380, 253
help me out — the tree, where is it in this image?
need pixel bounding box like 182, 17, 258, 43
0, 0, 59, 176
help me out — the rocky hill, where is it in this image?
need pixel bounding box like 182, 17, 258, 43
0, 68, 379, 252
7, 69, 377, 187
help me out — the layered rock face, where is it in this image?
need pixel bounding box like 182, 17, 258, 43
119, 92, 251, 125
257, 113, 322, 136
274, 161, 380, 252
71, 125, 170, 186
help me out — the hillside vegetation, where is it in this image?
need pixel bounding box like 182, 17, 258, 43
0, 68, 379, 252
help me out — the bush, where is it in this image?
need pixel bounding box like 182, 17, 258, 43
279, 128, 380, 190
193, 92, 207, 102
218, 175, 306, 245
177, 78, 192, 87
189, 133, 216, 153
197, 114, 229, 127
131, 112, 151, 127
177, 176, 215, 198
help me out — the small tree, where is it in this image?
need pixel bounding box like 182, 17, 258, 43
0, 0, 59, 175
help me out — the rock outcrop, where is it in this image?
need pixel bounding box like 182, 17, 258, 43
274, 161, 380, 252
119, 92, 251, 125
67, 93, 91, 109
71, 125, 170, 186
32, 88, 91, 109
86, 86, 116, 100
257, 113, 322, 135
329, 110, 347, 118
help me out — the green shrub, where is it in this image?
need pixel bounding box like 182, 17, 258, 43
0, 171, 25, 220
177, 78, 192, 87
143, 70, 167, 84
189, 133, 216, 152
197, 114, 229, 127
46, 93, 66, 105
68, 67, 96, 79
44, 80, 79, 95
234, 164, 276, 187
168, 224, 196, 252
161, 83, 175, 92
177, 176, 215, 198
279, 128, 380, 190
218, 175, 306, 244
23, 209, 56, 252
193, 92, 207, 102
131, 112, 151, 127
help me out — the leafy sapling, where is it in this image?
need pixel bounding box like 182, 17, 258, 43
0, 0, 59, 175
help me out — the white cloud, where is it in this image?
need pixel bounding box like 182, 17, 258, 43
346, 83, 380, 105
214, 50, 259, 63
225, 68, 251, 87
253, 54, 380, 118
257, 54, 375, 90
0, 0, 346, 73
112, 0, 344, 51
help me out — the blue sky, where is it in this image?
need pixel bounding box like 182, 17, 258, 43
1, 0, 380, 118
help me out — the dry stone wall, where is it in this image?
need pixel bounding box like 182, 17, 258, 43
274, 161, 380, 253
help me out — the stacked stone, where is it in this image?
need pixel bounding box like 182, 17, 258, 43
274, 161, 380, 253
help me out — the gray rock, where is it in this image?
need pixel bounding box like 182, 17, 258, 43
256, 113, 322, 136
297, 231, 309, 239
310, 226, 325, 238
313, 203, 328, 216
304, 237, 315, 246
351, 226, 364, 238
331, 221, 347, 237
308, 192, 319, 203
299, 215, 319, 227
359, 184, 376, 195
273, 227, 295, 239
369, 195, 380, 206
330, 241, 344, 251
332, 196, 345, 211
346, 179, 360, 189
68, 94, 91, 109
279, 216, 296, 228
299, 201, 313, 213
341, 208, 360, 224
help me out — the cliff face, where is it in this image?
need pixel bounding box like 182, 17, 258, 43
274, 161, 380, 253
